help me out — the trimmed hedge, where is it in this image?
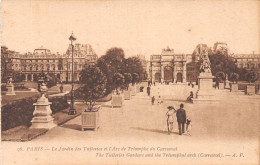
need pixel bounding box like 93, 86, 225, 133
1, 96, 69, 131
1, 85, 7, 91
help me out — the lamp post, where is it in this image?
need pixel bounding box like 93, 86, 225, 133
68, 32, 77, 115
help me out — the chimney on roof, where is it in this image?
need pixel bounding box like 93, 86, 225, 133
252, 51, 255, 54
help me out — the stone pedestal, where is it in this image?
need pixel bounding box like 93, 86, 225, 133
111, 95, 123, 108
225, 81, 230, 89
219, 83, 224, 90
6, 84, 15, 95
246, 85, 255, 95
131, 84, 136, 96
193, 73, 219, 104
124, 90, 131, 100
230, 83, 238, 92
30, 94, 56, 129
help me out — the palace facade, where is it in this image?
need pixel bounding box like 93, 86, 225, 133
230, 53, 260, 71
5, 43, 97, 83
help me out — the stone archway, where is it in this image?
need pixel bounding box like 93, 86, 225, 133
27, 74, 32, 81
164, 66, 173, 82
176, 72, 183, 82
33, 73, 38, 82
154, 72, 161, 82
21, 74, 26, 81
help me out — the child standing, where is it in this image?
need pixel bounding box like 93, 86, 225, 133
186, 119, 192, 136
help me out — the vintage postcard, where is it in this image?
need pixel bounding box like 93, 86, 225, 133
1, 0, 259, 165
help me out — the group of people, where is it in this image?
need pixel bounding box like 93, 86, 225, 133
166, 104, 192, 136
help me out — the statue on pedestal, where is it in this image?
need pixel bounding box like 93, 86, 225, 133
199, 52, 212, 74
6, 75, 15, 95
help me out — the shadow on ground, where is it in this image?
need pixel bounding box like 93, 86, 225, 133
61, 124, 81, 131
130, 127, 179, 135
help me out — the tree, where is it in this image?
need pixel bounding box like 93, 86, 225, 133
123, 73, 132, 90
246, 71, 258, 84
46, 73, 58, 88
215, 71, 225, 82
132, 73, 140, 85
125, 57, 144, 81
229, 72, 239, 83
76, 65, 107, 111
112, 73, 125, 94
36, 72, 58, 89
97, 47, 126, 94
208, 51, 246, 82
1, 46, 12, 83
209, 52, 237, 76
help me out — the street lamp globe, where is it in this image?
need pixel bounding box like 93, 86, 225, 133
69, 32, 77, 42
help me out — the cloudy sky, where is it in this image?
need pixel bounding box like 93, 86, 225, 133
1, 0, 259, 58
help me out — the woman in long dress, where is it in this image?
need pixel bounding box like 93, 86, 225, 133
166, 106, 176, 134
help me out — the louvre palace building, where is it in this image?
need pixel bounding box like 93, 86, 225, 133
4, 43, 98, 83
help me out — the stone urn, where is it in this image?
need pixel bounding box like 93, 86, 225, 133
81, 106, 100, 131
31, 82, 56, 129
230, 83, 238, 92
246, 85, 255, 95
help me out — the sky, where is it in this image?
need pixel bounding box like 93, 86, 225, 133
1, 0, 259, 58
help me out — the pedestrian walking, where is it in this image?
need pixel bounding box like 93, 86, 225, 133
60, 83, 63, 93
176, 104, 187, 135
147, 86, 151, 96
216, 80, 219, 89
166, 106, 176, 134
152, 96, 155, 105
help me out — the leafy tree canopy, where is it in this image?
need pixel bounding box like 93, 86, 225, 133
77, 65, 107, 110
112, 73, 125, 94
132, 73, 140, 84
208, 52, 237, 76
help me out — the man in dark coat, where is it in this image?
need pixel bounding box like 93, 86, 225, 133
147, 86, 151, 96
176, 104, 186, 135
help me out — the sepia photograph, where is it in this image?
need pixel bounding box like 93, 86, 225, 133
0, 0, 259, 165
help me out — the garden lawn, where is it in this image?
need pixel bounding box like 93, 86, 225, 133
1, 92, 40, 106
1, 104, 86, 142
